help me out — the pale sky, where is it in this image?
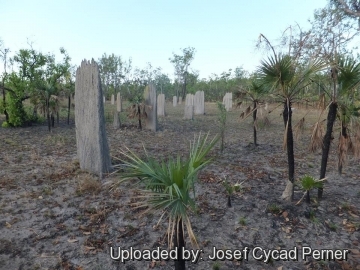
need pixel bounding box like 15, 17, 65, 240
1, 0, 329, 80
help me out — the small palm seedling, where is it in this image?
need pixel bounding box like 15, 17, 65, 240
297, 175, 324, 204
113, 132, 218, 270
325, 220, 337, 231
239, 216, 247, 226
222, 180, 234, 207
267, 203, 282, 215
212, 262, 221, 270
236, 79, 269, 146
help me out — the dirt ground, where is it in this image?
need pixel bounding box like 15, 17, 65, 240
0, 102, 359, 270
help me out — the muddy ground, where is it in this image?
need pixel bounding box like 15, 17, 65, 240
0, 102, 359, 270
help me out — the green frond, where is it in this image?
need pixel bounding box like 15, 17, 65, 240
112, 132, 218, 248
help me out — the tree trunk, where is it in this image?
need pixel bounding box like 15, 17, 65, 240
56, 111, 59, 125
227, 195, 232, 207
46, 98, 51, 132
253, 101, 257, 146
137, 104, 142, 130
2, 87, 9, 123
51, 114, 55, 128
318, 102, 337, 199
306, 190, 310, 204
67, 95, 71, 125
338, 123, 348, 175
174, 219, 185, 270
281, 99, 295, 201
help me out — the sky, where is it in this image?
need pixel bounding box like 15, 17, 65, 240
1, 0, 330, 80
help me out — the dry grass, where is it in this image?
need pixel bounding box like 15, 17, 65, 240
352, 122, 360, 158
309, 120, 325, 152
245, 105, 251, 116
294, 117, 305, 141
338, 133, 351, 173
76, 173, 102, 195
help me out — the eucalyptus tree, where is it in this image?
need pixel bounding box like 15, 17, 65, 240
61, 65, 75, 125
154, 68, 172, 96
98, 53, 124, 98
331, 0, 360, 21
36, 48, 71, 131
0, 40, 10, 123
185, 71, 199, 94
122, 57, 133, 98
3, 47, 48, 126
169, 47, 196, 100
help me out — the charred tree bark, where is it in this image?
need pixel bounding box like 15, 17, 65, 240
283, 99, 295, 201
306, 190, 310, 204
174, 219, 185, 270
227, 195, 232, 207
253, 101, 258, 146
318, 102, 337, 199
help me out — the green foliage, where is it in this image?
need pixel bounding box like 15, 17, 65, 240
212, 262, 221, 270
300, 175, 323, 191
1, 121, 10, 128
238, 217, 247, 226
169, 47, 196, 98
98, 53, 124, 98
222, 180, 234, 196
114, 132, 219, 248
6, 93, 27, 127
267, 203, 282, 214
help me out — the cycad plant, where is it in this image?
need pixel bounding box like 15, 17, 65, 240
236, 78, 269, 146
114, 133, 218, 270
299, 175, 324, 204
313, 56, 360, 199
258, 54, 325, 201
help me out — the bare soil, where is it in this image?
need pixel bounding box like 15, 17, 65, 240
0, 102, 359, 270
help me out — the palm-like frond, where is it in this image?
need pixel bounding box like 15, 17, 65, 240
113, 132, 218, 248
337, 57, 360, 97
257, 54, 325, 99
257, 54, 295, 96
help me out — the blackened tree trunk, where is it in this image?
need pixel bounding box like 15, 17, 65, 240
2, 88, 9, 123
67, 95, 71, 125
306, 190, 310, 204
174, 219, 185, 270
253, 101, 257, 146
283, 99, 295, 201
227, 195, 232, 207
318, 101, 338, 199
